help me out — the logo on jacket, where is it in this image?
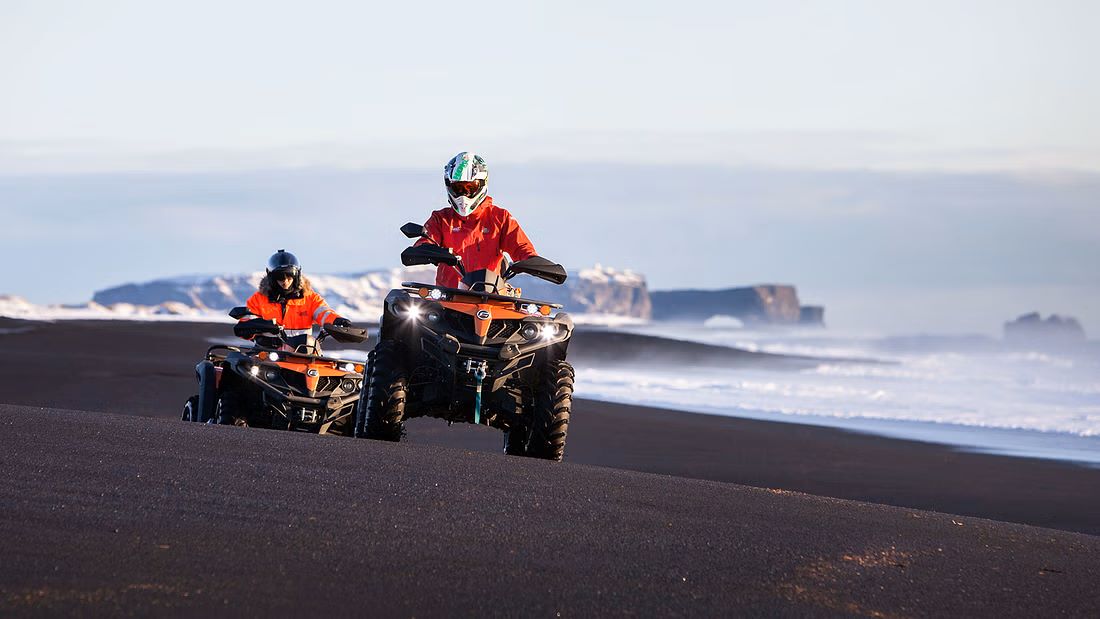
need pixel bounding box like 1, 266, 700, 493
482, 227, 490, 234
476, 309, 491, 320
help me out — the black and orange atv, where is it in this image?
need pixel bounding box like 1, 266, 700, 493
354, 222, 575, 461
181, 308, 370, 435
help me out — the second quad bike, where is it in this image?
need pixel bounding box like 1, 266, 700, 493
182, 307, 371, 435
355, 222, 575, 461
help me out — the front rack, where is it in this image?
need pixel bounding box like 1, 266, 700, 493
400, 282, 563, 308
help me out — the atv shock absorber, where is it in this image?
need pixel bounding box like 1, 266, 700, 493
466, 360, 488, 425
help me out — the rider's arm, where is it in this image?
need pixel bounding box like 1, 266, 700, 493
500, 213, 537, 261
415, 212, 444, 247
245, 292, 266, 320
238, 292, 269, 340
308, 293, 341, 326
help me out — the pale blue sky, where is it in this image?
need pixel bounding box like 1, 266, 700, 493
3, 0, 1099, 333
2, 0, 1099, 171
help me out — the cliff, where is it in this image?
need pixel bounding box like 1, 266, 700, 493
90, 265, 651, 320
650, 285, 819, 325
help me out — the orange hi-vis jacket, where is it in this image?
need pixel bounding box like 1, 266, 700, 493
244, 290, 342, 336
417, 197, 537, 288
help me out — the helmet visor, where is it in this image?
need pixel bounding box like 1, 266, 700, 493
447, 179, 484, 197
271, 269, 296, 281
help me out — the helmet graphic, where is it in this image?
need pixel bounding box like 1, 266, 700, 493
444, 151, 489, 217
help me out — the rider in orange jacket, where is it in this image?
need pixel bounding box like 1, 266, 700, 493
416, 151, 538, 288
242, 250, 350, 336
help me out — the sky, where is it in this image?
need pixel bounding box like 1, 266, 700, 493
2, 0, 1099, 334
3, 0, 1099, 170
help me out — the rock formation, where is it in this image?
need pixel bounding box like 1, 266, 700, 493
650, 285, 809, 324
90, 265, 652, 320
1003, 312, 1086, 344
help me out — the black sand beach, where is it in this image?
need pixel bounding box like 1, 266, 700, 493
1, 317, 1097, 534
1, 317, 1098, 615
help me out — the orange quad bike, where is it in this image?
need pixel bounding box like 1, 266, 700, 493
354, 222, 575, 461
181, 308, 370, 435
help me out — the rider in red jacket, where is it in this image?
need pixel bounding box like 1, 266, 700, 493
417, 151, 537, 288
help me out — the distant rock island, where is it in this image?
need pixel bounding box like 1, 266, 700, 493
650, 285, 824, 326
1004, 312, 1086, 344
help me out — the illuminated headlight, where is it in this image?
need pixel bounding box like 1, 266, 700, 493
520, 324, 539, 340
428, 288, 444, 300
249, 365, 261, 377
268, 352, 280, 362
404, 304, 422, 321
340, 362, 356, 372
521, 303, 540, 315
540, 324, 557, 340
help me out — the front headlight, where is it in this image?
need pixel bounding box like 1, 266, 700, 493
249, 365, 261, 376
417, 287, 446, 301
340, 362, 356, 372
404, 304, 422, 321
539, 324, 557, 340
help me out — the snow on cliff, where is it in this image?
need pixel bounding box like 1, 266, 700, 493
2, 265, 651, 322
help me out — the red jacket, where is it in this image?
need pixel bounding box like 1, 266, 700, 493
417, 197, 537, 288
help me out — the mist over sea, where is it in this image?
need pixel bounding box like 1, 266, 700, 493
572, 323, 1100, 465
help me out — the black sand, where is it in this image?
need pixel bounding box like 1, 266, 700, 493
1, 318, 1097, 534
1, 317, 1099, 615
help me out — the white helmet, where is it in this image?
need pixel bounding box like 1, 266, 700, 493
444, 151, 489, 217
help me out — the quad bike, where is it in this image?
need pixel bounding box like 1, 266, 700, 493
181, 307, 371, 435
355, 222, 575, 461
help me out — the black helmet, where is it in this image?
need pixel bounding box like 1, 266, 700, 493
265, 249, 303, 300
267, 249, 301, 276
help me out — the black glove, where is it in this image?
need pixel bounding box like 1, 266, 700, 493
332, 317, 352, 328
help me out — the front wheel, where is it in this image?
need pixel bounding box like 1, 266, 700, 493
181, 396, 199, 422
528, 361, 574, 462
215, 390, 248, 427
504, 426, 530, 456
357, 342, 408, 442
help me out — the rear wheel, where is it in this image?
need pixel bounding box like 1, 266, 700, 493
181, 396, 199, 422
358, 342, 407, 442
528, 361, 574, 462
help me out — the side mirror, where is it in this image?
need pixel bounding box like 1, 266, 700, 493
400, 222, 428, 239
324, 323, 370, 344
233, 319, 281, 340
505, 256, 568, 285
228, 306, 255, 320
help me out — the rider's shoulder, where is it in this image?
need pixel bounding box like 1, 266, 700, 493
482, 199, 513, 221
